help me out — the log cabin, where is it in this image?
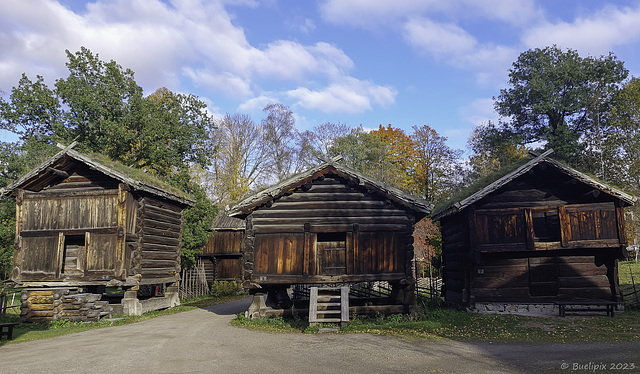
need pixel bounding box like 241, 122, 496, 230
199, 212, 245, 284
433, 150, 636, 311
228, 159, 432, 312
1, 145, 193, 318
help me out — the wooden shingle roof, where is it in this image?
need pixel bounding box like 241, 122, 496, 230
432, 149, 636, 220
212, 211, 245, 230
1, 146, 194, 206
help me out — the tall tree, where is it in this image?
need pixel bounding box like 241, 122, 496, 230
303, 121, 352, 158
607, 77, 640, 193
261, 103, 302, 181
0, 47, 217, 267
328, 126, 389, 180
370, 124, 417, 192
466, 121, 528, 181
411, 125, 462, 203
494, 45, 628, 163
208, 113, 269, 205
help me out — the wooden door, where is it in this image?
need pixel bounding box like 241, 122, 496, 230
62, 234, 86, 275
528, 257, 559, 297
317, 233, 346, 275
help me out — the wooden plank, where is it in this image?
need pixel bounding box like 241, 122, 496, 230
564, 202, 616, 212
20, 227, 119, 237
270, 200, 388, 210
23, 189, 119, 199
56, 232, 65, 278
303, 229, 310, 276
524, 209, 535, 250
251, 216, 412, 226
616, 206, 627, 245
143, 209, 182, 226
116, 184, 127, 278
141, 242, 179, 252
558, 206, 570, 246
252, 208, 407, 218
143, 203, 183, 220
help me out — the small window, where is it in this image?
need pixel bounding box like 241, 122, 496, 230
532, 210, 561, 242
317, 232, 346, 242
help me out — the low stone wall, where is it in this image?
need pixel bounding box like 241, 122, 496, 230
470, 303, 558, 316
21, 288, 113, 323
470, 302, 624, 316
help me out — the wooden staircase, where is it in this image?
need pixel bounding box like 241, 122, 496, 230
309, 286, 349, 326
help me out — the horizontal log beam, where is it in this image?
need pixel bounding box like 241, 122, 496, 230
23, 189, 119, 199
20, 227, 119, 237
141, 218, 182, 232
143, 209, 182, 226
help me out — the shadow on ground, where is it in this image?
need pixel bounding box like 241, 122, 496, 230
204, 296, 252, 316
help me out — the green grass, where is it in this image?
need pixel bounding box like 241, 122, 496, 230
619, 260, 640, 303
231, 297, 640, 343
0, 294, 247, 345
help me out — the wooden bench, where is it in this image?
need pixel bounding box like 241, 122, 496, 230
0, 322, 19, 340
554, 301, 617, 317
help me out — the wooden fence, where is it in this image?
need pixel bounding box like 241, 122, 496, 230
0, 285, 19, 318
179, 259, 210, 300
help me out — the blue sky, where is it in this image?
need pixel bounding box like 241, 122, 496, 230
2, 0, 640, 154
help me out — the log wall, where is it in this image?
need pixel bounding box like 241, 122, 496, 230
135, 197, 183, 284
244, 175, 416, 286
439, 163, 628, 306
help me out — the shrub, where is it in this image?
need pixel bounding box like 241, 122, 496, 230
212, 280, 238, 296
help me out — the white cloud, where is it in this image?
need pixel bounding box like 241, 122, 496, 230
460, 0, 542, 26
287, 78, 397, 114
403, 17, 518, 84
319, 0, 541, 28
0, 0, 378, 116
319, 0, 439, 28
461, 97, 499, 128
403, 18, 476, 56
522, 4, 640, 55
237, 95, 279, 113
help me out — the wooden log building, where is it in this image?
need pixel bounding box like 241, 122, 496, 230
199, 212, 245, 283
1, 145, 193, 318
433, 150, 636, 308
228, 159, 432, 311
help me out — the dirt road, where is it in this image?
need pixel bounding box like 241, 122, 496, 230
1, 297, 637, 373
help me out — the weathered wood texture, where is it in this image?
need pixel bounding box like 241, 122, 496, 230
203, 231, 244, 255
438, 158, 632, 306
136, 197, 183, 281
11, 155, 186, 288
244, 175, 417, 286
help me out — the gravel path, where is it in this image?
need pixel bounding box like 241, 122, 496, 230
1, 297, 638, 373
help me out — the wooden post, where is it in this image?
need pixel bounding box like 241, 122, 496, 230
616, 206, 627, 246
115, 184, 128, 278
558, 206, 570, 247
303, 223, 310, 276
524, 209, 535, 250
57, 232, 65, 278
13, 189, 24, 281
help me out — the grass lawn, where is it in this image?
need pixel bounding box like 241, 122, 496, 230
232, 301, 640, 343
0, 293, 247, 345
232, 261, 640, 343
619, 260, 640, 302
5, 261, 640, 345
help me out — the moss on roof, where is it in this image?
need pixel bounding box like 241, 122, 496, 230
433, 155, 533, 216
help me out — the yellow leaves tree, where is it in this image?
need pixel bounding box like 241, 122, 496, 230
370, 124, 418, 194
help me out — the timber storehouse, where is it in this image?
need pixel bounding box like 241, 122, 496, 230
2, 146, 193, 321
229, 159, 432, 315
433, 150, 636, 313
